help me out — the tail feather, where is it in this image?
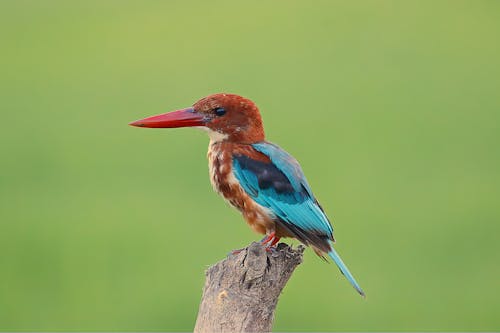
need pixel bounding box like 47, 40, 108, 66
327, 245, 365, 297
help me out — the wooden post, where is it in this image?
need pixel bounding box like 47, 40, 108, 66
194, 242, 305, 333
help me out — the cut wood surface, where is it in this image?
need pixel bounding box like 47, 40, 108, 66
194, 242, 305, 333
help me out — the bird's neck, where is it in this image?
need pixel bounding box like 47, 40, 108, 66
202, 126, 265, 145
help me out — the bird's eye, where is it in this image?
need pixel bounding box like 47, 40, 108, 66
214, 107, 226, 116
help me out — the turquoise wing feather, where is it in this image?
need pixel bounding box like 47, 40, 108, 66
233, 142, 365, 296
232, 142, 334, 244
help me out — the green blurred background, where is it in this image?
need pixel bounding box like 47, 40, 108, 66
1, 0, 499, 331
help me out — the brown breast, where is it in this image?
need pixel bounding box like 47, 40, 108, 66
207, 142, 276, 235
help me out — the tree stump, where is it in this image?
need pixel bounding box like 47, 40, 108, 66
194, 242, 305, 333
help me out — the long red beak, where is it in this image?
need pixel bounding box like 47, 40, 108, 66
129, 107, 206, 128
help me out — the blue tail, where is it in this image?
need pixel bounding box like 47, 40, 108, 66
328, 245, 365, 297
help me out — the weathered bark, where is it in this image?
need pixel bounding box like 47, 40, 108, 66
194, 242, 305, 333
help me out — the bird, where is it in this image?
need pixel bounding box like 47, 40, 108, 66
129, 93, 365, 296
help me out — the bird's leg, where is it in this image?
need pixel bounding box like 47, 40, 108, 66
269, 235, 281, 247
260, 232, 276, 245
260, 231, 281, 251
231, 232, 280, 256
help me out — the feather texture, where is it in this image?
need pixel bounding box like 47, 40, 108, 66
232, 142, 334, 251
232, 142, 364, 296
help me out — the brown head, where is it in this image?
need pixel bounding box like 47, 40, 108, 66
129, 93, 265, 144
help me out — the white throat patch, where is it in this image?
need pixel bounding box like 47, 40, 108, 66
195, 127, 228, 143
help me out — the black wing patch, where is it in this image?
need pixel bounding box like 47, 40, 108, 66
233, 154, 296, 194
233, 153, 333, 251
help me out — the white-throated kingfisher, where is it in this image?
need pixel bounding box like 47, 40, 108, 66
130, 93, 365, 296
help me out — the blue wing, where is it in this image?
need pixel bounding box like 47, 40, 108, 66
232, 141, 334, 250
233, 142, 365, 296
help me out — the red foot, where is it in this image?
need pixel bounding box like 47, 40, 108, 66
260, 231, 276, 245
261, 232, 281, 251
270, 236, 280, 247
230, 233, 281, 255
